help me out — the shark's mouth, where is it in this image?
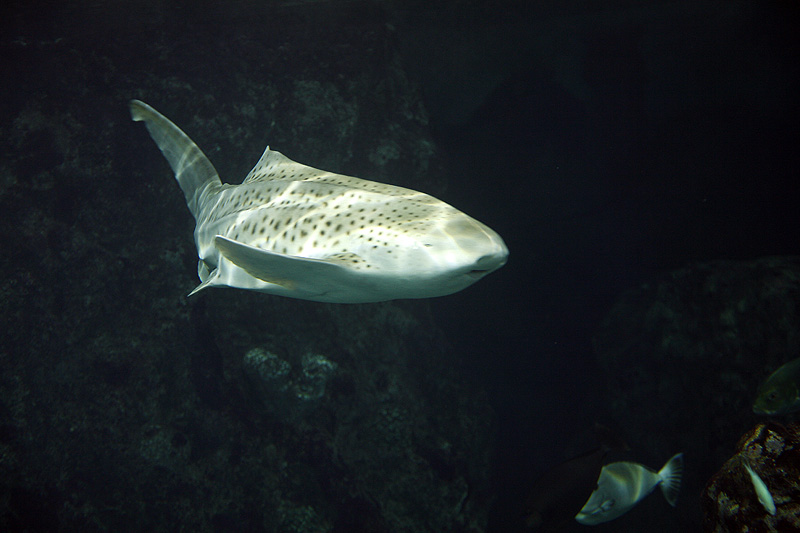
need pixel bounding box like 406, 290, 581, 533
467, 250, 507, 279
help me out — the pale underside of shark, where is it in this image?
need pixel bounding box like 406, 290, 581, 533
130, 99, 508, 303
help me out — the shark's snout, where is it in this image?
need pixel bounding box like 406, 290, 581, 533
468, 247, 508, 278
481, 251, 507, 269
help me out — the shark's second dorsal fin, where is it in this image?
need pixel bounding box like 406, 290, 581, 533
130, 100, 222, 218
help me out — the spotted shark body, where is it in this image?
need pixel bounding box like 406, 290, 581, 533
130, 99, 508, 303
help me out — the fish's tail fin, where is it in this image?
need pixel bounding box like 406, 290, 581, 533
130, 100, 222, 218
658, 453, 684, 507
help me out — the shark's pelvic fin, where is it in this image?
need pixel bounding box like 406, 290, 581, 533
130, 100, 222, 218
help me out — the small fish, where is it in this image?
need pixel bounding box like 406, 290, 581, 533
523, 424, 627, 531
753, 357, 800, 415
130, 100, 508, 303
575, 453, 683, 525
743, 462, 776, 515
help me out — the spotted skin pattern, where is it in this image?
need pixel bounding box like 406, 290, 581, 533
131, 100, 508, 303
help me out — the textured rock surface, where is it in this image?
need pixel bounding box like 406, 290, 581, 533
594, 257, 800, 531
702, 422, 800, 532
0, 3, 491, 531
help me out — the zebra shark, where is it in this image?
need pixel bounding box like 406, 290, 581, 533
130, 99, 507, 303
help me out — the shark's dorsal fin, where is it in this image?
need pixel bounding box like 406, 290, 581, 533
243, 147, 314, 183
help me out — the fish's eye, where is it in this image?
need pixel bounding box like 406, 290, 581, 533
767, 391, 779, 401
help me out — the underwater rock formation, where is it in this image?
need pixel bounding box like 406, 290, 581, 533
242, 348, 337, 421
702, 422, 800, 531
595, 257, 800, 530
0, 3, 490, 531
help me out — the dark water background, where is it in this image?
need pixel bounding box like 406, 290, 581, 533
416, 2, 799, 530
1, 1, 798, 531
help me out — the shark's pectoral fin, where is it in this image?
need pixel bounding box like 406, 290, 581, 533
213, 235, 364, 291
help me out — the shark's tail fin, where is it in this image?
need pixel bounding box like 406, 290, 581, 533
658, 453, 684, 507
130, 100, 222, 218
